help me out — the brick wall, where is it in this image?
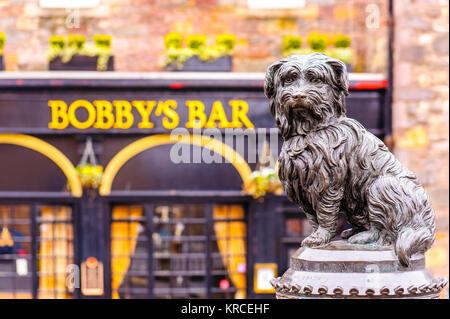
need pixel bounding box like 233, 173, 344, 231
393, 0, 449, 284
0, 0, 389, 72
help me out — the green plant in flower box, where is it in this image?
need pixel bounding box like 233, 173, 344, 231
61, 34, 86, 63
90, 34, 112, 71
245, 167, 283, 199
93, 34, 112, 50
216, 34, 236, 54
186, 35, 207, 51
282, 35, 314, 57
163, 33, 193, 68
47, 35, 66, 62
333, 34, 351, 49
163, 33, 236, 69
48, 34, 112, 71
0, 32, 5, 55
76, 163, 103, 189
49, 35, 65, 50
307, 33, 329, 52
68, 34, 86, 49
186, 34, 210, 62
167, 47, 194, 68
198, 46, 223, 62
198, 34, 236, 62
282, 35, 302, 56
329, 34, 353, 65
165, 32, 184, 49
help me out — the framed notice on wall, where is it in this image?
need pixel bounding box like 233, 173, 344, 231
254, 263, 277, 294
81, 257, 104, 296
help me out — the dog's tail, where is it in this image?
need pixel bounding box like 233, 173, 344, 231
368, 176, 435, 267
395, 225, 434, 267
394, 181, 435, 267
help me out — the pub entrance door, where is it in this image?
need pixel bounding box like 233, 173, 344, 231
105, 197, 248, 299
0, 197, 80, 299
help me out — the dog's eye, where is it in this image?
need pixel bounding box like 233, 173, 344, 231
310, 77, 322, 84
284, 78, 294, 85
284, 75, 297, 85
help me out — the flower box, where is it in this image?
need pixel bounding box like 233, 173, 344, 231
0, 56, 4, 71
49, 54, 114, 71
166, 55, 232, 72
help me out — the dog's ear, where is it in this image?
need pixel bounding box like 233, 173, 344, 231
326, 59, 349, 96
264, 59, 286, 99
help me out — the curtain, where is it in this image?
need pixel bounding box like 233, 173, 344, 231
213, 205, 246, 299
38, 206, 73, 299
110, 206, 142, 299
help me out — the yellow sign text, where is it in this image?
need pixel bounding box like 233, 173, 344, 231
48, 99, 254, 130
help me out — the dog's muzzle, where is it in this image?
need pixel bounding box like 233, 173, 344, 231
291, 93, 309, 110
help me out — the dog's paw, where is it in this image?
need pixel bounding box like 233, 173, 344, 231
301, 227, 332, 247
348, 230, 379, 245
340, 227, 366, 239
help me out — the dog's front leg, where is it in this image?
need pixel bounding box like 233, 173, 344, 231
302, 188, 342, 247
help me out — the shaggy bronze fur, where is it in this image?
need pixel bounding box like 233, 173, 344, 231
265, 53, 435, 267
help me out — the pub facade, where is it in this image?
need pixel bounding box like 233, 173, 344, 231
0, 71, 389, 299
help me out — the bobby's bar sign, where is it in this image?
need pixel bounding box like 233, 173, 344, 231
48, 99, 255, 130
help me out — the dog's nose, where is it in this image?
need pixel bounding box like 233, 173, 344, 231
294, 93, 307, 101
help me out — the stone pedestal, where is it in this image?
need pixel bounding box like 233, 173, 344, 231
271, 241, 448, 299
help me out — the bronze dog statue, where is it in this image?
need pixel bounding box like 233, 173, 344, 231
265, 53, 435, 267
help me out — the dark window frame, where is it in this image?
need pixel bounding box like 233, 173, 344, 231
0, 193, 80, 299
104, 192, 250, 299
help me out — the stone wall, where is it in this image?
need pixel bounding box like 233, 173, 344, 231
0, 0, 389, 72
393, 0, 449, 284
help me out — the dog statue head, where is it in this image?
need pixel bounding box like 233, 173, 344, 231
264, 53, 349, 139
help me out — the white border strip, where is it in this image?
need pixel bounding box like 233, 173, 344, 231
39, 0, 100, 9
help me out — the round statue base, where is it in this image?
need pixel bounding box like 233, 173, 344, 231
271, 241, 447, 299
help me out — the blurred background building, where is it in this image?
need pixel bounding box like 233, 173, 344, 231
0, 0, 448, 298
1, 0, 391, 73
